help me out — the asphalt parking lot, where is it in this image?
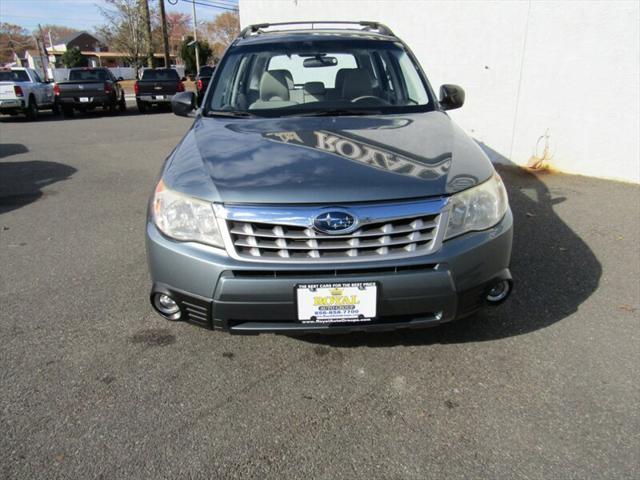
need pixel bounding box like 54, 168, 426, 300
1, 108, 638, 479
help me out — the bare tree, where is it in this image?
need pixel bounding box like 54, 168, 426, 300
97, 0, 145, 73
0, 23, 35, 64
164, 12, 191, 56
202, 11, 239, 62
37, 25, 79, 47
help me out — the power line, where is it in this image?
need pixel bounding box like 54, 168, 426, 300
167, 0, 238, 12
200, 0, 239, 7
192, 0, 238, 6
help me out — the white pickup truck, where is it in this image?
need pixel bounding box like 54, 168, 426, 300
0, 67, 57, 120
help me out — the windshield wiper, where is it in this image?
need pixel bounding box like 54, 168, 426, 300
282, 109, 383, 117
206, 110, 257, 118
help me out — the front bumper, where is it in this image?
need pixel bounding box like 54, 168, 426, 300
146, 209, 513, 334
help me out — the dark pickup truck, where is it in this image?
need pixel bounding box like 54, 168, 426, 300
55, 68, 126, 117
196, 65, 215, 105
134, 68, 185, 113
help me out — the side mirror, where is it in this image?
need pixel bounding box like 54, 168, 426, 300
439, 84, 465, 110
172, 91, 196, 117
117, 76, 124, 82
181, 76, 187, 82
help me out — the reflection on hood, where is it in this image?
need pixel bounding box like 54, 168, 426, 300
263, 130, 452, 181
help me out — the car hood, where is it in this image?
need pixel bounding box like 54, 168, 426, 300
163, 111, 495, 204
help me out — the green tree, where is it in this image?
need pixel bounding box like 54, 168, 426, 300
179, 36, 212, 75
61, 46, 87, 67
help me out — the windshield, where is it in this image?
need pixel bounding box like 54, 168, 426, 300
206, 39, 433, 116
69, 69, 109, 81
142, 69, 180, 81
0, 70, 30, 82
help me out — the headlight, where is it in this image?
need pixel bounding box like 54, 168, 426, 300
444, 173, 508, 240
152, 180, 224, 248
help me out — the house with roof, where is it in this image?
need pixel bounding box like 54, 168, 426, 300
47, 31, 177, 69
51, 31, 106, 53
12, 50, 48, 78
13, 30, 180, 80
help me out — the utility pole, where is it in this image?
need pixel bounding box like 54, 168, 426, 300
141, 0, 154, 68
191, 0, 200, 73
158, 0, 171, 68
36, 24, 49, 81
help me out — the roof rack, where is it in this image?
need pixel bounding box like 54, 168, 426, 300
238, 21, 395, 39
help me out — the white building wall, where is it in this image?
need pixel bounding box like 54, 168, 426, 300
239, 0, 640, 183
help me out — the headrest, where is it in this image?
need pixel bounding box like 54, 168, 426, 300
334, 68, 356, 91
268, 69, 293, 89
341, 69, 374, 99
260, 70, 292, 101
304, 81, 326, 95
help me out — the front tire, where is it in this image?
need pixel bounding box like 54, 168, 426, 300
119, 94, 127, 112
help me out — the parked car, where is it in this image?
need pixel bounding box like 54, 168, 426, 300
0, 67, 57, 120
55, 67, 126, 117
147, 21, 513, 334
196, 65, 215, 105
135, 68, 185, 113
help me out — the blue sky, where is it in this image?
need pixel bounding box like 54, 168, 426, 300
0, 0, 238, 31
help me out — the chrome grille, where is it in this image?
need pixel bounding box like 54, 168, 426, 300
217, 199, 447, 263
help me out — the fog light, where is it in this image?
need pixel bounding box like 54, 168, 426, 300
486, 280, 511, 304
153, 293, 181, 320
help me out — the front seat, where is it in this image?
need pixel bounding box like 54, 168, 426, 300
303, 82, 326, 102
249, 70, 299, 110
329, 68, 356, 100
268, 69, 294, 91
341, 69, 375, 101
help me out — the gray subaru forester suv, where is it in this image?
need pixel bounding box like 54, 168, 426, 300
146, 21, 513, 334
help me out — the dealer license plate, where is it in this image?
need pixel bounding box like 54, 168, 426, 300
79, 97, 90, 102
296, 282, 377, 324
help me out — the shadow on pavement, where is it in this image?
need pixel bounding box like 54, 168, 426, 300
0, 146, 77, 214
0, 143, 28, 159
0, 104, 172, 124
298, 148, 602, 347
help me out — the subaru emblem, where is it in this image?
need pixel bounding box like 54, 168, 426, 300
313, 210, 358, 235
